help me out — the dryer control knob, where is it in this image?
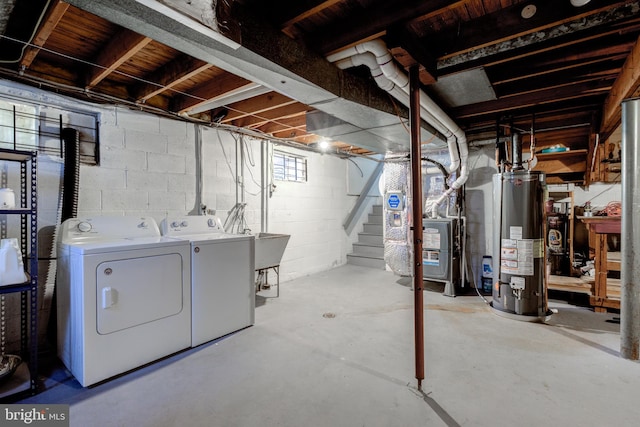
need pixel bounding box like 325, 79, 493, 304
171, 221, 181, 228
181, 220, 188, 227
207, 218, 217, 228
77, 221, 92, 232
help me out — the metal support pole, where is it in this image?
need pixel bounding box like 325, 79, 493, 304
261, 140, 269, 232
410, 65, 425, 388
621, 98, 640, 360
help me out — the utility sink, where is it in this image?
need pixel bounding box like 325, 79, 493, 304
255, 233, 290, 270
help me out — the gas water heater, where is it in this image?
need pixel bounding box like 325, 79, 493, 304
491, 133, 551, 320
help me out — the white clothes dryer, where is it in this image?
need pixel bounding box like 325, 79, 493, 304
162, 216, 255, 347
56, 216, 191, 387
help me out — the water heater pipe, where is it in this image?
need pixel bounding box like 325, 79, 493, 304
327, 40, 469, 218
512, 132, 524, 170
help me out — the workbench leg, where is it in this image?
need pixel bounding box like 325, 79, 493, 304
593, 234, 608, 310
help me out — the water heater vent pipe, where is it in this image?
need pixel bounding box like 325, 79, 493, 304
328, 40, 469, 218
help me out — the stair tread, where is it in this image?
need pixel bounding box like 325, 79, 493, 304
347, 253, 384, 259
348, 203, 386, 269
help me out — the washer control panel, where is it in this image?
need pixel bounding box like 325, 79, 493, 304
162, 215, 224, 235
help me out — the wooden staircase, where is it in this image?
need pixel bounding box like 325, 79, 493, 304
347, 204, 386, 269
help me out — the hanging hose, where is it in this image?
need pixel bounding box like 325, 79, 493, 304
61, 127, 80, 220
47, 127, 81, 345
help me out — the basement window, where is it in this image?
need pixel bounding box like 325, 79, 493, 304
273, 150, 307, 182
0, 97, 99, 164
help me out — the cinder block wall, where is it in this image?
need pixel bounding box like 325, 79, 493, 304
1, 81, 368, 351
78, 107, 356, 281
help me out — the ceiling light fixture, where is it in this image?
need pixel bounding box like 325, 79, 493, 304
318, 138, 330, 151
570, 0, 591, 6
521, 4, 537, 19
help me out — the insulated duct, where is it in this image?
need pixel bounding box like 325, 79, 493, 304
327, 40, 469, 218
383, 154, 412, 276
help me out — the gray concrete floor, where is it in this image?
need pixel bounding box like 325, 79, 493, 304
19, 264, 640, 426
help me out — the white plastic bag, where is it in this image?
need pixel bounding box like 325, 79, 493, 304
0, 238, 28, 286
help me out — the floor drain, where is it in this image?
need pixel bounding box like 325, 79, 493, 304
322, 312, 336, 318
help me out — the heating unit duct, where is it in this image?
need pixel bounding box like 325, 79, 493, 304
382, 154, 412, 276
491, 132, 550, 320
327, 40, 470, 280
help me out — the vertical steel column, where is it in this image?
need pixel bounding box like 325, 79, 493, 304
621, 98, 640, 360
409, 65, 425, 389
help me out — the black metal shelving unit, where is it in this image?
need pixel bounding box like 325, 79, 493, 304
0, 148, 38, 400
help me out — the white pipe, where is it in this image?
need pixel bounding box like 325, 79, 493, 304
332, 40, 463, 174
328, 40, 468, 218
335, 54, 395, 92
335, 54, 457, 152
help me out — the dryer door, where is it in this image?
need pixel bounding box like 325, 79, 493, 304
96, 253, 184, 335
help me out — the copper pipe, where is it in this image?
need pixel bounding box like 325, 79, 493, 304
410, 65, 424, 389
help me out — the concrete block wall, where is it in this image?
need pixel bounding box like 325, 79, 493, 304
0, 80, 368, 351
266, 149, 352, 280
79, 108, 197, 219
85, 108, 357, 284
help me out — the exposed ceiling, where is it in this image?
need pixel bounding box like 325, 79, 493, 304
1, 0, 639, 184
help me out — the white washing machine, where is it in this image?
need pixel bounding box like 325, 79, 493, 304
56, 216, 191, 387
161, 215, 255, 347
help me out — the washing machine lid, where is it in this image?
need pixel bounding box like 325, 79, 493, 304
62, 236, 189, 255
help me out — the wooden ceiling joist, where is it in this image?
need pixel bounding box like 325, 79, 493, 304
600, 34, 640, 140
85, 29, 152, 89
234, 103, 309, 128
222, 92, 298, 123
256, 115, 306, 134
280, 0, 342, 38
19, 0, 69, 69
454, 82, 610, 120
173, 73, 253, 114
308, 0, 465, 54
134, 55, 212, 102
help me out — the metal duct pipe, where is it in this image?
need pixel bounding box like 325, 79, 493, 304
512, 132, 523, 170
621, 98, 640, 360
327, 40, 469, 218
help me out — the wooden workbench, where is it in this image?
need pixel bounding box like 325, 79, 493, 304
578, 216, 621, 312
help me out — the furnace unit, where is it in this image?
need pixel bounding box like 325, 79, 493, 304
423, 218, 460, 296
